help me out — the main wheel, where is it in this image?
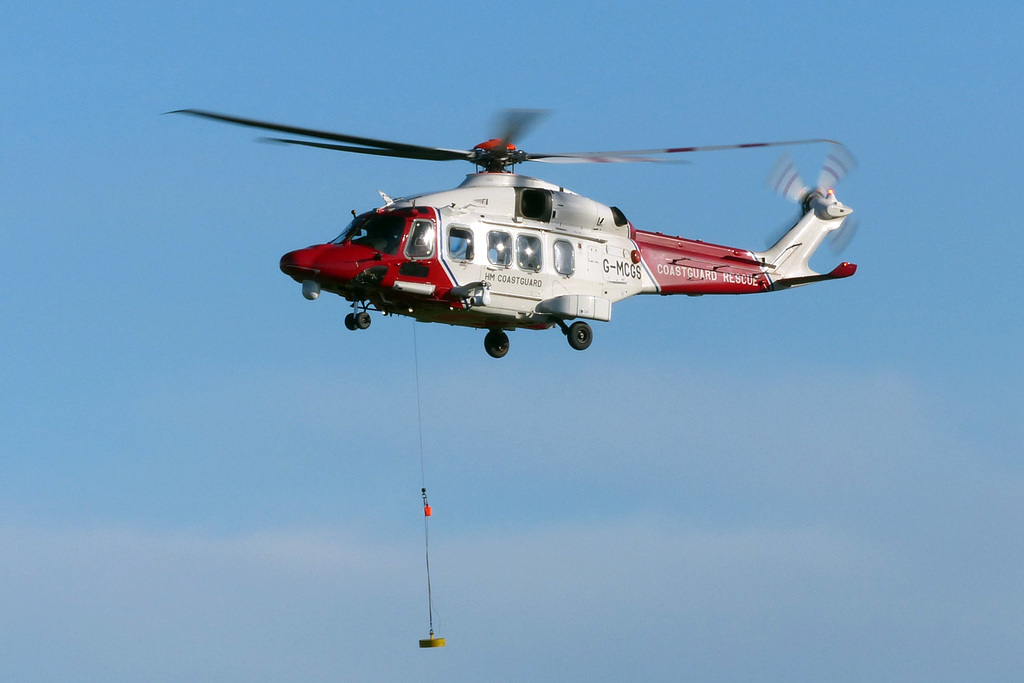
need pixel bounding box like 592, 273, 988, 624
344, 313, 357, 331
566, 321, 593, 351
484, 329, 509, 359
354, 311, 372, 329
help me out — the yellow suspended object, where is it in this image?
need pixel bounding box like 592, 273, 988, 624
419, 630, 446, 648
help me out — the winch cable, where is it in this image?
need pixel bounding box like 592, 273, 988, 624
413, 321, 426, 487
413, 321, 445, 648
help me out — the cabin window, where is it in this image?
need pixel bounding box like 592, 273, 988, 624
448, 226, 474, 261
405, 219, 435, 259
553, 240, 574, 276
487, 230, 512, 267
517, 234, 542, 272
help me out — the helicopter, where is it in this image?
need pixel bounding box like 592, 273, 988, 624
172, 109, 857, 358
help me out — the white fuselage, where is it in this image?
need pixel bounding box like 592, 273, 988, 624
381, 173, 651, 327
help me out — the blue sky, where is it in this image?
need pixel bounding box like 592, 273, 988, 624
2, 1, 1022, 680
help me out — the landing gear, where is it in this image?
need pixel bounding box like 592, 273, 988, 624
345, 302, 372, 331
484, 329, 509, 359
555, 319, 593, 351
566, 321, 593, 350
345, 312, 371, 330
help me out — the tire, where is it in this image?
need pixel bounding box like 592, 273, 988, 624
567, 321, 592, 351
484, 329, 509, 359
344, 313, 357, 331
354, 311, 372, 330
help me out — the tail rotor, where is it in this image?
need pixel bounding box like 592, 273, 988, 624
768, 146, 857, 204
817, 146, 857, 190
766, 146, 859, 253
827, 215, 859, 255
767, 153, 810, 203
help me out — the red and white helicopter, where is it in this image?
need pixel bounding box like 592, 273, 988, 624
174, 110, 857, 358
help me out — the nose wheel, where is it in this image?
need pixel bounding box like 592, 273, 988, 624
344, 312, 371, 330
484, 329, 509, 358
344, 301, 372, 331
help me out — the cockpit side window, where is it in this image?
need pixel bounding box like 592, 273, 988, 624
405, 219, 436, 259
347, 213, 405, 254
332, 213, 370, 245
487, 231, 512, 267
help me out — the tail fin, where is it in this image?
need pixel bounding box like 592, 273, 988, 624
755, 189, 857, 288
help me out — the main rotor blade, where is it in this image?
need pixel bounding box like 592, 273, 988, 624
172, 109, 845, 173
495, 108, 549, 148
528, 137, 841, 163
170, 109, 471, 161
263, 137, 470, 162
530, 155, 686, 164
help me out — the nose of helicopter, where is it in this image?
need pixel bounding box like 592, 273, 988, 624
280, 247, 320, 281
281, 242, 385, 287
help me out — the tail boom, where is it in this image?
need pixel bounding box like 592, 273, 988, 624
633, 230, 772, 295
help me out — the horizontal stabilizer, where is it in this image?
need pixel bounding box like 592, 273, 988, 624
773, 261, 857, 289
